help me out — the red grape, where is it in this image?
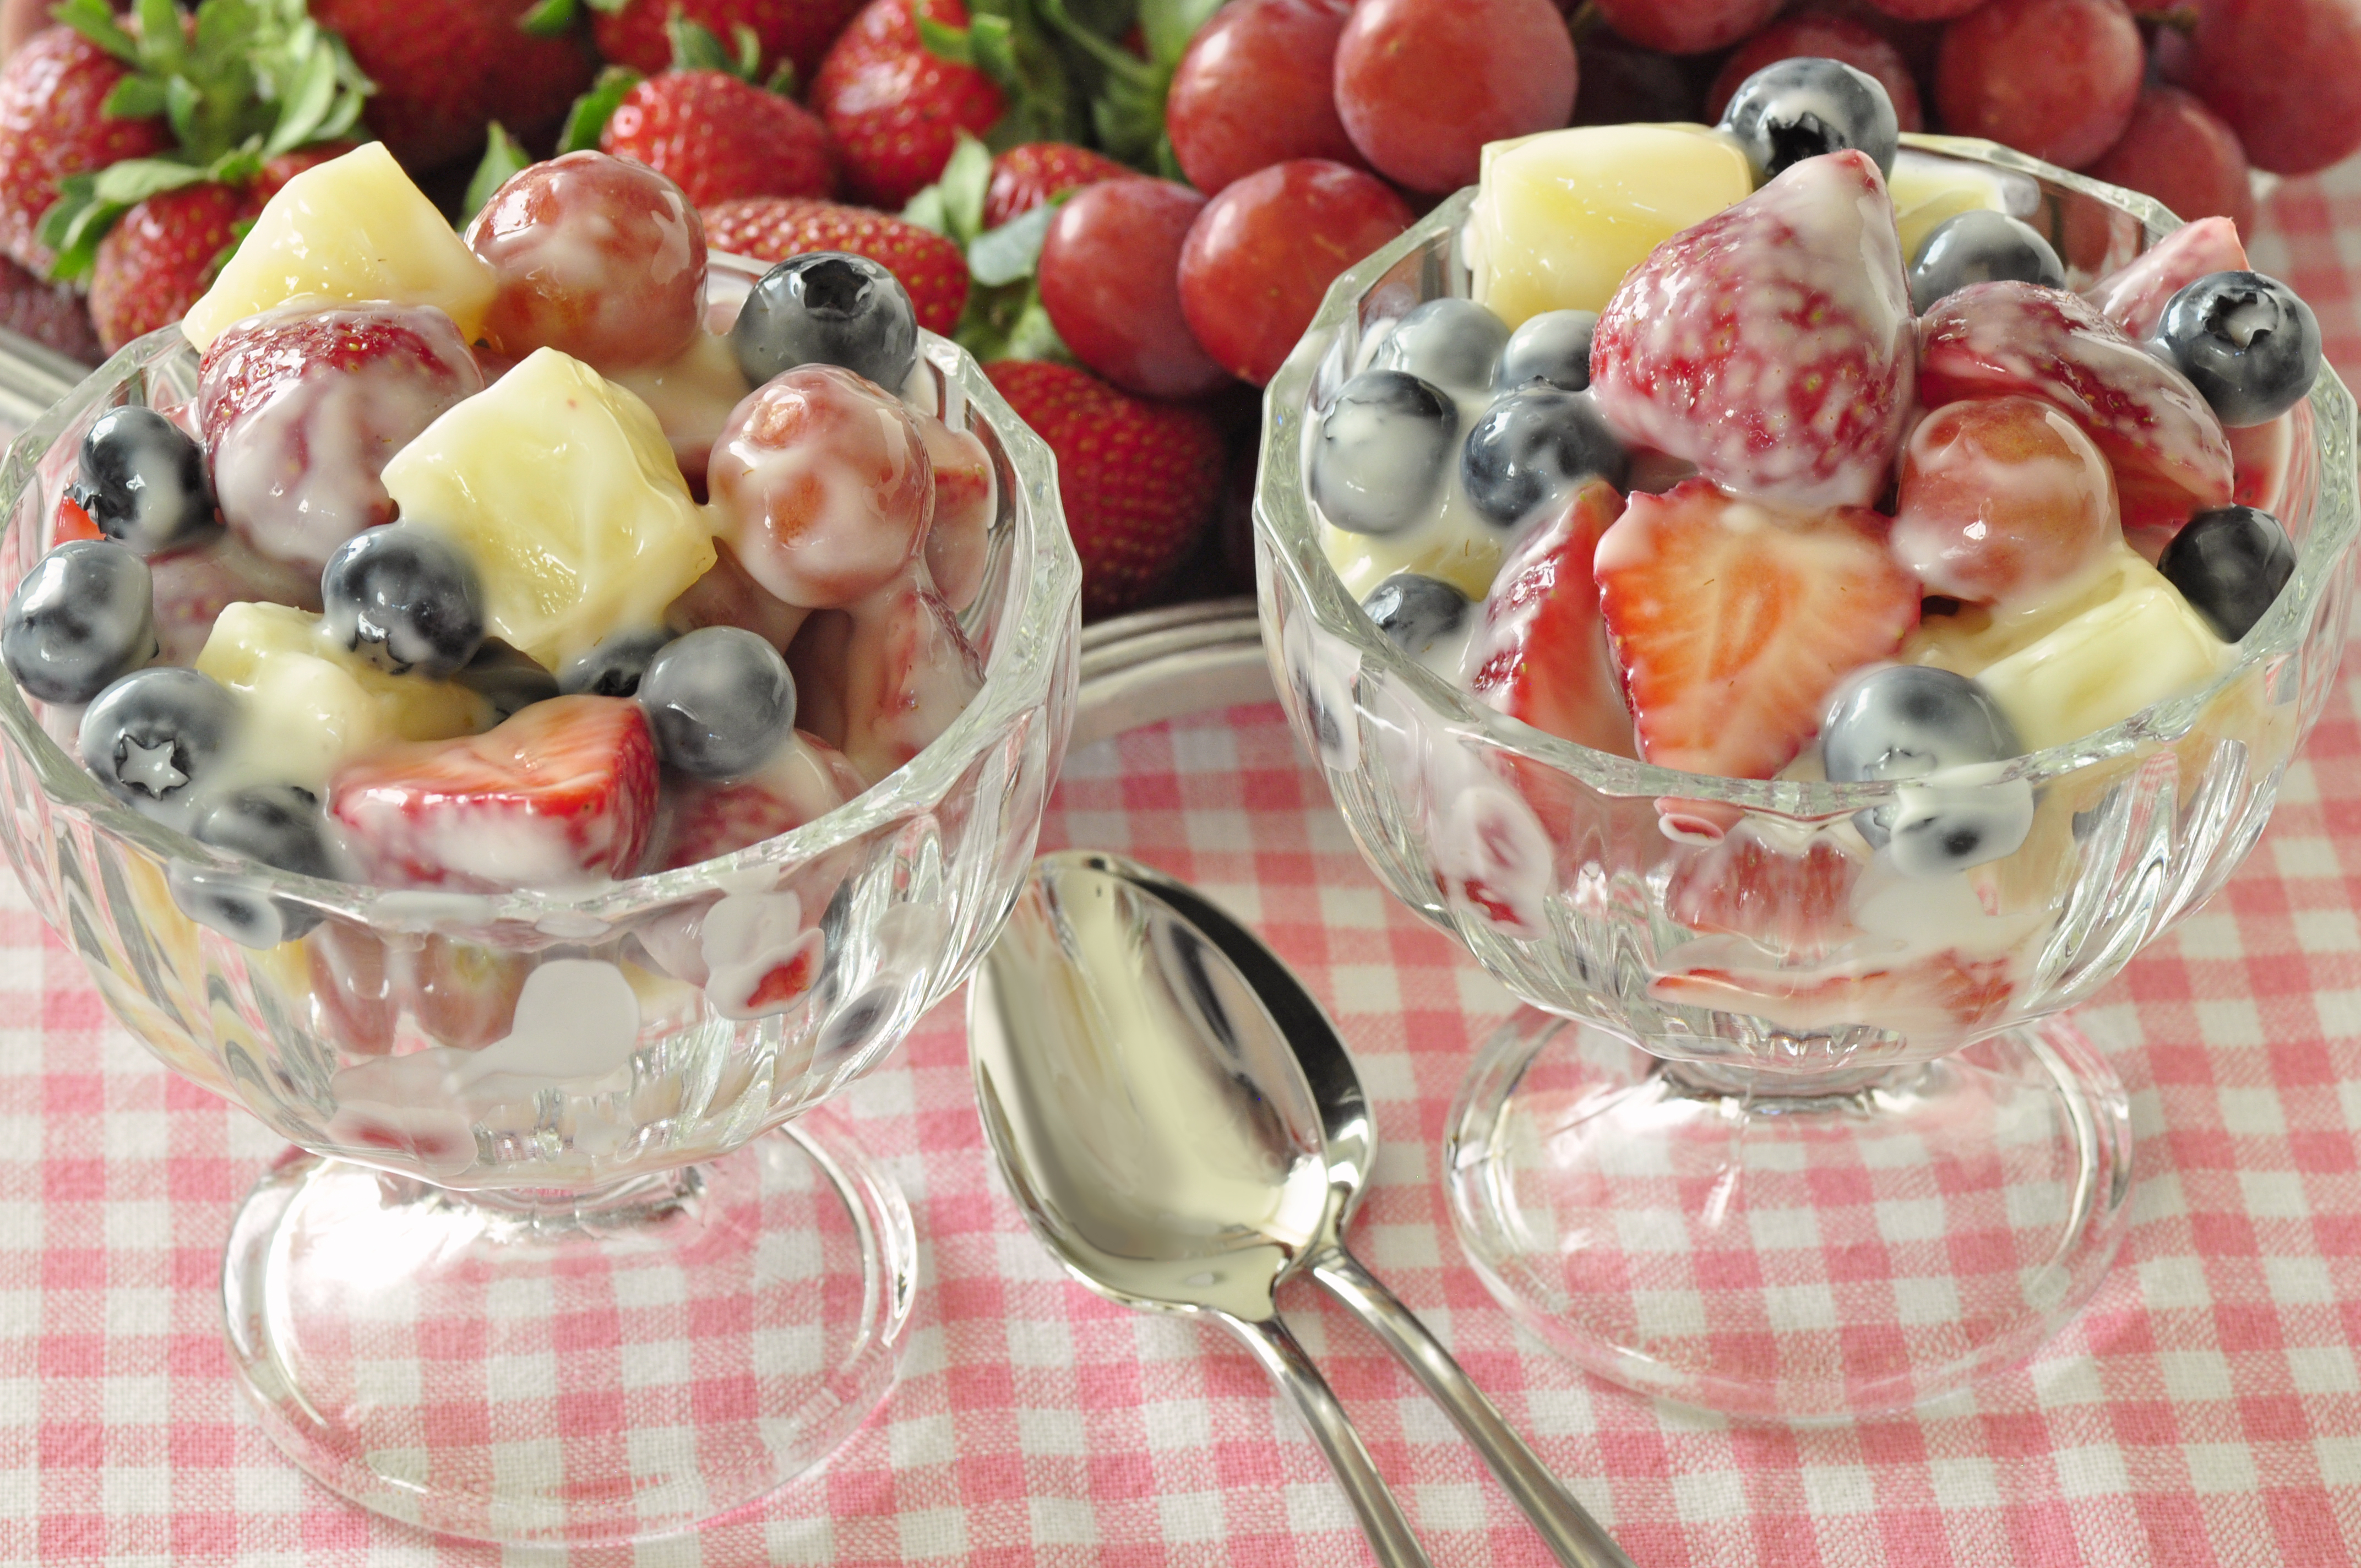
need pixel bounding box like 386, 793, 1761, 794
1332, 0, 1577, 195
2086, 85, 2255, 235
1571, 32, 1704, 126
1038, 178, 1231, 400
2184, 0, 2361, 176
1705, 11, 1925, 132
1590, 0, 1785, 55
1934, 0, 2142, 171
1177, 159, 1413, 386
1853, 0, 1981, 19
465, 151, 706, 370
1165, 0, 1362, 197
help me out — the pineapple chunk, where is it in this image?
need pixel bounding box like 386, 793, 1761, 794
1888, 152, 2014, 269
196, 602, 491, 791
1468, 124, 1754, 326
181, 143, 497, 352
380, 348, 718, 670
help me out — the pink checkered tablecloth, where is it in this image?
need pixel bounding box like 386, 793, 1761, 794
8, 164, 2361, 1567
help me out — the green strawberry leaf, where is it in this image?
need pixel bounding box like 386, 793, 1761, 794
29, 154, 208, 284
1135, 0, 1220, 67
914, 12, 973, 65
666, 13, 762, 77
520, 0, 580, 35
557, 65, 644, 153
901, 185, 950, 237
937, 130, 993, 246
104, 73, 172, 120
966, 195, 1062, 287
53, 0, 142, 63
584, 0, 629, 11
954, 275, 1069, 364
763, 58, 799, 96
91, 156, 210, 204
464, 123, 531, 225
262, 40, 337, 155
135, 0, 188, 73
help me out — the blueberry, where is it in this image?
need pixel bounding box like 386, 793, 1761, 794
1718, 56, 1899, 183
637, 625, 797, 778
78, 667, 240, 827
561, 625, 677, 699
172, 784, 345, 945
1495, 310, 1597, 393
1362, 573, 1468, 657
732, 252, 920, 392
1822, 665, 2029, 873
1460, 385, 1627, 529
455, 638, 559, 719
2153, 270, 2322, 427
66, 406, 217, 556
1907, 210, 2066, 316
2, 540, 156, 704
2156, 504, 2296, 642
1310, 369, 1457, 536
1373, 299, 1510, 393
320, 526, 486, 680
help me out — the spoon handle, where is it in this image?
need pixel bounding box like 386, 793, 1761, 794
1309, 1245, 1636, 1568
1213, 1310, 1435, 1568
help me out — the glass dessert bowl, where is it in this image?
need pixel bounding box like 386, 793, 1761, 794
1255, 137, 2359, 1422
0, 293, 1080, 1539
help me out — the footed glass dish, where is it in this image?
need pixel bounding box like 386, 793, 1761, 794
0, 271, 1082, 1540
1255, 137, 2359, 1420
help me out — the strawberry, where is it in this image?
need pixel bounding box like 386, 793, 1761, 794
52, 494, 104, 545
147, 534, 322, 665
839, 568, 984, 782
0, 253, 102, 363
811, 0, 1004, 209
704, 195, 967, 334
916, 406, 994, 612
1664, 830, 1862, 961
1594, 478, 1921, 779
1916, 280, 2235, 535
647, 732, 866, 869
2228, 410, 2300, 519
1590, 148, 1915, 512
983, 141, 1131, 228
87, 183, 245, 352
0, 26, 170, 273
601, 69, 836, 209
2080, 214, 2249, 342
311, 0, 593, 171
1465, 478, 1638, 757
328, 695, 660, 892
592, 0, 869, 83
1654, 948, 2014, 1036
983, 359, 1226, 619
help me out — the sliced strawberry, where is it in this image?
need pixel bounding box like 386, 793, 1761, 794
1595, 478, 1921, 779
52, 494, 101, 545
1664, 830, 1862, 961
1589, 148, 1915, 510
1917, 280, 2234, 534
839, 568, 984, 784
1653, 948, 2015, 1036
328, 695, 660, 891
917, 408, 995, 613
647, 731, 866, 870
2081, 214, 2249, 342
1466, 478, 1637, 756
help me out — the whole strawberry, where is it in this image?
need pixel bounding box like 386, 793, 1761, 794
312, 0, 592, 171
812, 0, 1004, 208
592, 0, 868, 84
983, 360, 1225, 619
0, 254, 103, 363
88, 183, 246, 351
0, 27, 169, 273
705, 195, 966, 334
984, 141, 1130, 228
602, 70, 836, 208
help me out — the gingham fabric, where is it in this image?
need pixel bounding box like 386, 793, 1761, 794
6, 166, 2361, 1566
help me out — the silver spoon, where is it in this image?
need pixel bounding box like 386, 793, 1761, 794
971, 851, 1634, 1568
970, 852, 1432, 1568
1114, 859, 1634, 1568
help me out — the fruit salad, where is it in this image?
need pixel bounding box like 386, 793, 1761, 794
2, 144, 997, 1016
1303, 59, 2325, 1038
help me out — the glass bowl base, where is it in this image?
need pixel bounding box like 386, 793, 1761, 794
222, 1112, 915, 1544
1446, 1012, 2131, 1422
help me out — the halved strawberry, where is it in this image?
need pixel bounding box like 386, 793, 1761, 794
1664, 830, 1862, 961
646, 731, 865, 870
1594, 478, 1921, 779
1653, 948, 2014, 1036
328, 695, 660, 891
2081, 214, 2249, 342
1466, 477, 1636, 757
1917, 280, 2234, 535
1589, 148, 1915, 511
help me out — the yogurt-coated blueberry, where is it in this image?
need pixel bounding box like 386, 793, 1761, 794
2156, 504, 2297, 643
1362, 573, 1468, 657
637, 625, 797, 778
2, 540, 156, 704
172, 783, 345, 944
1907, 210, 2066, 316
67, 406, 217, 555
561, 625, 677, 699
1460, 385, 1626, 529
1822, 664, 2027, 873
78, 666, 240, 828
1310, 369, 1456, 536
320, 526, 487, 680
732, 252, 920, 392
2153, 270, 2321, 427
1718, 56, 1899, 183
455, 638, 559, 719
1495, 309, 1597, 393
1373, 299, 1510, 394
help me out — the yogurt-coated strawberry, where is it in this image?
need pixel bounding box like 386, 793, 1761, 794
1917, 280, 2234, 533
709, 364, 935, 609
837, 565, 984, 783
198, 302, 485, 575
916, 409, 994, 612
646, 730, 867, 870
1589, 149, 1914, 511
1465, 478, 1636, 756
2081, 215, 2249, 342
